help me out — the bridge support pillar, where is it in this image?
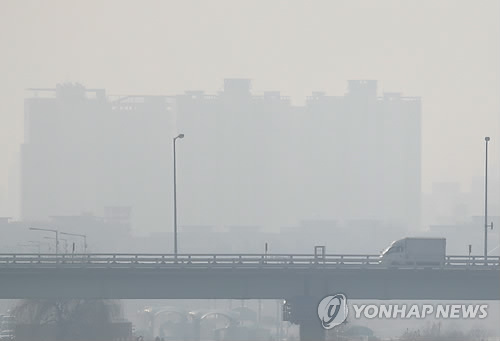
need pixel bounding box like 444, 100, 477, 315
191, 317, 201, 341
299, 317, 325, 341
283, 296, 325, 341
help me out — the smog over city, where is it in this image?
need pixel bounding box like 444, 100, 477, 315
0, 1, 499, 341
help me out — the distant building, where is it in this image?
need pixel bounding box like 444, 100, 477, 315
422, 179, 499, 228
175, 79, 298, 230
176, 79, 421, 231
21, 80, 421, 237
428, 215, 500, 256
21, 83, 175, 231
304, 81, 421, 229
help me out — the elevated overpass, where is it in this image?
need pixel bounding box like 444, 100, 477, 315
0, 253, 498, 300
1, 253, 498, 341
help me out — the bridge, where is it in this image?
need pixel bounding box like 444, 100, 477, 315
1, 253, 499, 340
0, 253, 498, 300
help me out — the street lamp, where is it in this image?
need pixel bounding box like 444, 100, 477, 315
60, 232, 87, 254
483, 137, 494, 265
173, 133, 184, 258
29, 227, 59, 255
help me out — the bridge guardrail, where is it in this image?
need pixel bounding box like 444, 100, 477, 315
0, 254, 498, 269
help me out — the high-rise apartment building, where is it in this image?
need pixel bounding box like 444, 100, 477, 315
21, 80, 421, 233
176, 79, 421, 231
21, 84, 175, 231
303, 81, 421, 228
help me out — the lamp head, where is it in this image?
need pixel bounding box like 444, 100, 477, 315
485, 136, 490, 142
178, 133, 185, 139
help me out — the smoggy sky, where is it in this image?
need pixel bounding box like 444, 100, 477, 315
0, 0, 499, 213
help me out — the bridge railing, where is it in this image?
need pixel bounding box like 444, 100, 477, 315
0, 254, 498, 268
445, 255, 500, 267
0, 253, 380, 266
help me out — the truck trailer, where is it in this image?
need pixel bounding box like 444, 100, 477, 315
379, 237, 446, 266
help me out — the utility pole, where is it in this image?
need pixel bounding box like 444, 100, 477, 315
483, 137, 494, 265
173, 133, 184, 258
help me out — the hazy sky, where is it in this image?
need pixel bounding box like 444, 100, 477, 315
0, 0, 499, 207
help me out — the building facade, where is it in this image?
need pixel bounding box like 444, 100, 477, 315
21, 83, 175, 231
21, 80, 421, 237
176, 79, 421, 232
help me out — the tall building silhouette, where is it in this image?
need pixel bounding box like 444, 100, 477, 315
21, 84, 175, 231
21, 80, 421, 233
176, 79, 421, 231
176, 79, 300, 229
303, 81, 421, 228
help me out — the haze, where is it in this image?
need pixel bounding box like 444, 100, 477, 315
0, 3, 499, 339
0, 0, 499, 234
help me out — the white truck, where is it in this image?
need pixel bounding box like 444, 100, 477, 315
379, 237, 446, 266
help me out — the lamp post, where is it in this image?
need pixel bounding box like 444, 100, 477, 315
173, 133, 184, 258
483, 137, 494, 265
29, 227, 59, 255
60, 232, 87, 254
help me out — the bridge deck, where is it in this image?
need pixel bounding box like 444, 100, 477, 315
0, 254, 498, 300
